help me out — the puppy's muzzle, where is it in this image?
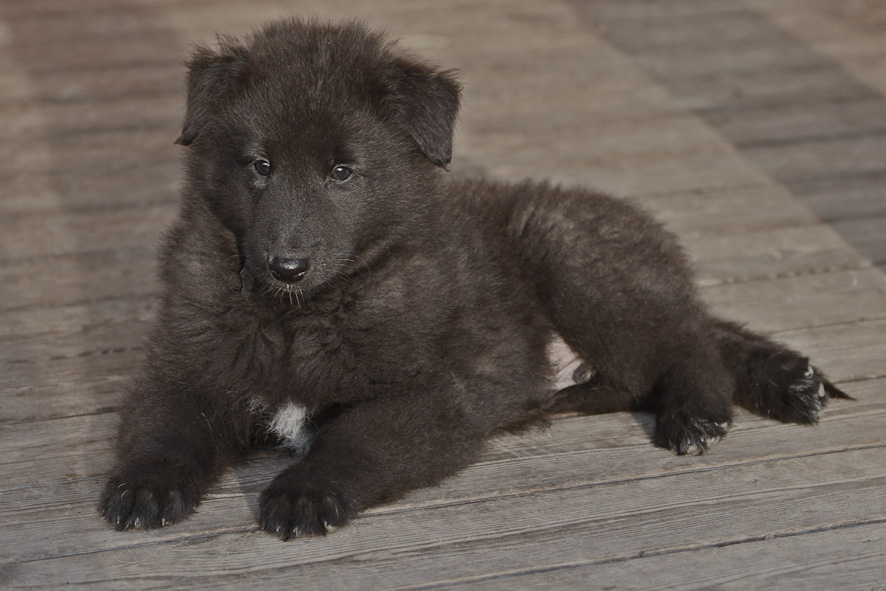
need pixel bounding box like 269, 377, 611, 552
268, 255, 310, 283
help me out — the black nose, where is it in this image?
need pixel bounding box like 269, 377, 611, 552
267, 256, 310, 283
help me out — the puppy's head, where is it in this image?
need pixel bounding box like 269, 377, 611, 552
176, 19, 461, 299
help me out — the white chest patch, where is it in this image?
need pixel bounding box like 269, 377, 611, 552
268, 401, 315, 456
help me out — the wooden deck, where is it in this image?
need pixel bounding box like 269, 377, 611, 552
1, 0, 884, 588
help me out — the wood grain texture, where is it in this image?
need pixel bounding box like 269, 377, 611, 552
571, 0, 886, 271
0, 0, 884, 590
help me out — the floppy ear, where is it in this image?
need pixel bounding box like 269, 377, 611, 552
383, 58, 462, 169
175, 39, 251, 146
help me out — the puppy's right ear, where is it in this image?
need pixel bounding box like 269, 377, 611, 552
175, 40, 251, 146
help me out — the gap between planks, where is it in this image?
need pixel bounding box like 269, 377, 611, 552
4, 447, 884, 589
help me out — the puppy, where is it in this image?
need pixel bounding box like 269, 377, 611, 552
99, 18, 848, 539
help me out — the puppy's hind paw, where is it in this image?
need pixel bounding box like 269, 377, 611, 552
781, 364, 852, 425
654, 415, 730, 456
785, 365, 825, 424
684, 421, 730, 455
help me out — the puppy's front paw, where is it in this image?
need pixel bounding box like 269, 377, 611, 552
259, 475, 355, 541
99, 458, 201, 530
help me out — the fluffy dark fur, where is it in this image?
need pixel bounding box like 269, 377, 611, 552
99, 19, 849, 540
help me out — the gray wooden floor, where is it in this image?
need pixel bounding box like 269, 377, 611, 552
2, 1, 885, 589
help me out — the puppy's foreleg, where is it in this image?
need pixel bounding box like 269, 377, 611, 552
259, 392, 486, 540
99, 382, 237, 530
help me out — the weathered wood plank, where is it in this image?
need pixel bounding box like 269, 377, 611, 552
0, 295, 156, 353
741, 133, 886, 185
830, 216, 886, 268
571, 0, 886, 275
0, 156, 179, 214
406, 522, 886, 591
772, 319, 886, 382
0, 414, 115, 486
3, 447, 883, 590
685, 225, 868, 285
0, 248, 159, 314
746, 0, 886, 95
701, 268, 886, 332
701, 98, 886, 146
637, 183, 819, 233
1, 351, 141, 423
788, 170, 886, 222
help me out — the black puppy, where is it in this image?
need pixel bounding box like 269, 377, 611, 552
99, 18, 847, 539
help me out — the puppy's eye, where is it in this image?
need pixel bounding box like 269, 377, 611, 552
253, 160, 271, 177
330, 165, 352, 182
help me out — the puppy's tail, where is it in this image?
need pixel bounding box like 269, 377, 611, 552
711, 318, 851, 424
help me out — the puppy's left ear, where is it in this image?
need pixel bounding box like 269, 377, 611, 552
384, 58, 461, 169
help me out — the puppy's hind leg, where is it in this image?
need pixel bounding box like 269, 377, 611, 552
712, 318, 851, 424
547, 338, 735, 455
543, 334, 733, 455
651, 340, 735, 455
